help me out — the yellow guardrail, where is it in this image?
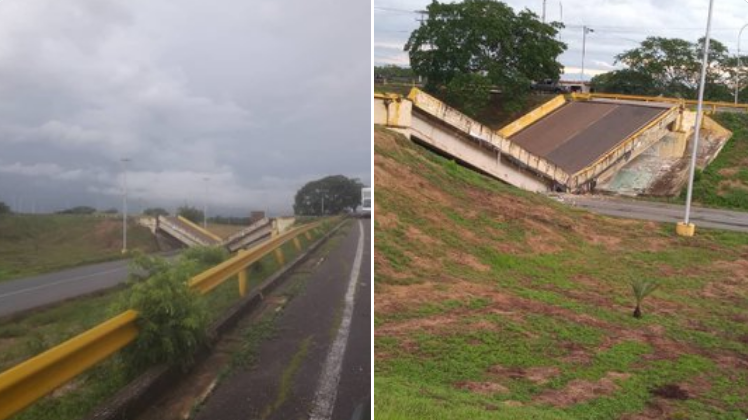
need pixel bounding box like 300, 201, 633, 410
0, 218, 334, 420
577, 92, 748, 112
498, 94, 566, 138
0, 310, 139, 420
176, 215, 223, 243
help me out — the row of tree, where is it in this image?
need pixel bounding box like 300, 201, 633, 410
592, 36, 748, 101
1, 174, 365, 219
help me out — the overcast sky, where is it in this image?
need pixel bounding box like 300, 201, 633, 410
376, 0, 748, 80
0, 0, 370, 216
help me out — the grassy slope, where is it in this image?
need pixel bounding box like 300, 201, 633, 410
0, 215, 158, 282
688, 113, 748, 211
374, 126, 748, 419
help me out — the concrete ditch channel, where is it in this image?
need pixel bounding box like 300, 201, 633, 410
85, 218, 371, 420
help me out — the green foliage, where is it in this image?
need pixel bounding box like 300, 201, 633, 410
177, 205, 204, 224
180, 245, 229, 267
375, 65, 416, 80
595, 36, 741, 101
293, 174, 364, 216
0, 201, 11, 214
114, 251, 224, 370
143, 207, 169, 217
629, 279, 659, 318
405, 0, 566, 115
57, 206, 96, 215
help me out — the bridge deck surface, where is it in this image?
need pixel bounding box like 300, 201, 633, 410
509, 101, 668, 174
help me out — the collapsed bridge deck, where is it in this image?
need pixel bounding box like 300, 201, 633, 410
509, 100, 672, 174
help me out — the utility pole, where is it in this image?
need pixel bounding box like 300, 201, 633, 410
679, 0, 715, 237
735, 23, 748, 104
542, 0, 547, 23
121, 158, 131, 253
581, 26, 594, 82
203, 177, 209, 228
559, 1, 563, 23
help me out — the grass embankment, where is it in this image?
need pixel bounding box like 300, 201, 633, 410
1, 220, 338, 420
374, 126, 748, 419
0, 215, 158, 282
688, 113, 748, 211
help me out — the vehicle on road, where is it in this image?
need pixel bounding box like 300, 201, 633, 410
531, 79, 570, 94
360, 187, 371, 218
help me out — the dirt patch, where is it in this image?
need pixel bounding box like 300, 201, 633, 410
534, 372, 631, 407
488, 365, 560, 385
651, 383, 689, 400
450, 252, 490, 272
718, 179, 748, 196
456, 380, 510, 395
406, 225, 442, 246
718, 167, 739, 177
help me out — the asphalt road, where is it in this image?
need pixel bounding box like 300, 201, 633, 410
560, 194, 748, 233
194, 218, 371, 420
0, 258, 134, 318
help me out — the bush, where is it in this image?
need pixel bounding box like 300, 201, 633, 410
115, 257, 210, 371
180, 246, 229, 267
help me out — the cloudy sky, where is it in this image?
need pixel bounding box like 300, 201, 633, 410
376, 0, 748, 79
0, 0, 370, 216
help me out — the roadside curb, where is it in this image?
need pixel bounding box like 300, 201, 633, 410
85, 219, 348, 420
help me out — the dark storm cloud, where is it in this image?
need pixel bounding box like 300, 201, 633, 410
0, 0, 371, 215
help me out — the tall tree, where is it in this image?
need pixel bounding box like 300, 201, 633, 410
0, 202, 10, 215
177, 205, 204, 224
405, 0, 566, 115
602, 36, 735, 100
294, 175, 364, 216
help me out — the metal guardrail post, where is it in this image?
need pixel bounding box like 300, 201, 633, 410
274, 248, 285, 266
238, 269, 248, 297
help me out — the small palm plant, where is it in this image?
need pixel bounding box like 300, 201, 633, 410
630, 278, 660, 319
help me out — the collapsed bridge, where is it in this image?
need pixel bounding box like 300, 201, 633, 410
375, 88, 729, 195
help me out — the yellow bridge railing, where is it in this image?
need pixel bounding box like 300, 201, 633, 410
575, 92, 748, 113
0, 219, 334, 420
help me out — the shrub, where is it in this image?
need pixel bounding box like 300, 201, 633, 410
115, 257, 210, 371
630, 278, 660, 319
180, 246, 229, 267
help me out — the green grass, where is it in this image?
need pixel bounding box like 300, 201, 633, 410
375, 127, 748, 419
685, 113, 748, 211
0, 214, 158, 282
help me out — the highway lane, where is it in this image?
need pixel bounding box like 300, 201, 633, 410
559, 194, 748, 233
0, 251, 180, 318
0, 259, 134, 318
190, 218, 371, 420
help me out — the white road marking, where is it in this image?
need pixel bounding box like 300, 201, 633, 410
0, 266, 127, 300
309, 220, 364, 420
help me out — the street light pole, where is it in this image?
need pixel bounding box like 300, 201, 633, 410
542, 0, 547, 23
735, 23, 748, 104
121, 158, 131, 253
581, 26, 594, 82
203, 177, 209, 228
679, 0, 715, 237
